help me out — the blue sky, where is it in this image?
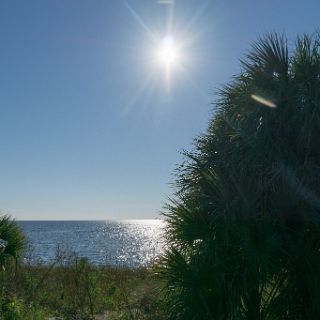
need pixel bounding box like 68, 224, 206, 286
0, 0, 319, 220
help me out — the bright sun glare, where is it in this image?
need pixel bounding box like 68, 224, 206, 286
158, 35, 178, 67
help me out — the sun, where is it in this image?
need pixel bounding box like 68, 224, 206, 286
157, 35, 179, 67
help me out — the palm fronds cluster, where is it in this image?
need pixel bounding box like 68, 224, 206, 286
160, 33, 320, 319
0, 215, 25, 267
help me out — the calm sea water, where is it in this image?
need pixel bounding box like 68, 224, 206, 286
18, 220, 166, 267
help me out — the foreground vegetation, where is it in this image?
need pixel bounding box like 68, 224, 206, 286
0, 216, 165, 320
0, 254, 165, 320
161, 33, 320, 319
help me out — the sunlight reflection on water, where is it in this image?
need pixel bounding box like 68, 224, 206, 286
18, 220, 166, 267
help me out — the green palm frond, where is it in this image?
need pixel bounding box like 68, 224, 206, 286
160, 32, 320, 319
0, 215, 26, 267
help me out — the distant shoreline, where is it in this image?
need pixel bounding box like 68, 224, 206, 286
16, 218, 164, 222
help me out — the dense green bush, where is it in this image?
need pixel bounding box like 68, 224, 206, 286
161, 33, 320, 319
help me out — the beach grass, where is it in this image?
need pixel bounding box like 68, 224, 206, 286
0, 255, 165, 320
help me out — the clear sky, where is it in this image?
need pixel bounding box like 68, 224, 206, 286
0, 0, 319, 220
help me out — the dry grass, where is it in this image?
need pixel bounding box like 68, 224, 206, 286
0, 254, 166, 320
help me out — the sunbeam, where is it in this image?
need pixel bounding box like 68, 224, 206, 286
123, 0, 158, 42
121, 72, 158, 116
179, 0, 211, 39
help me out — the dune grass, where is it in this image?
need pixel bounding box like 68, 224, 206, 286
0, 254, 165, 320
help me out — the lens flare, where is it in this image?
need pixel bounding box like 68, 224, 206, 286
251, 94, 277, 108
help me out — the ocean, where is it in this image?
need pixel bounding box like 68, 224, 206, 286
18, 220, 166, 267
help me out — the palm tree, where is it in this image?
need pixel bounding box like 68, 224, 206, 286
160, 33, 320, 319
0, 215, 26, 268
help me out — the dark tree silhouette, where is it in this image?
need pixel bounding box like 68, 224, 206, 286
160, 33, 320, 320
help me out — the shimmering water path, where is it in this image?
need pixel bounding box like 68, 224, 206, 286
18, 220, 165, 267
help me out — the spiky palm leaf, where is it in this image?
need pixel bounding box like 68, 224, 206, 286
160, 33, 320, 319
0, 215, 26, 267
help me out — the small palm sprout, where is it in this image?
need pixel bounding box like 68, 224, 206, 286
0, 215, 26, 268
